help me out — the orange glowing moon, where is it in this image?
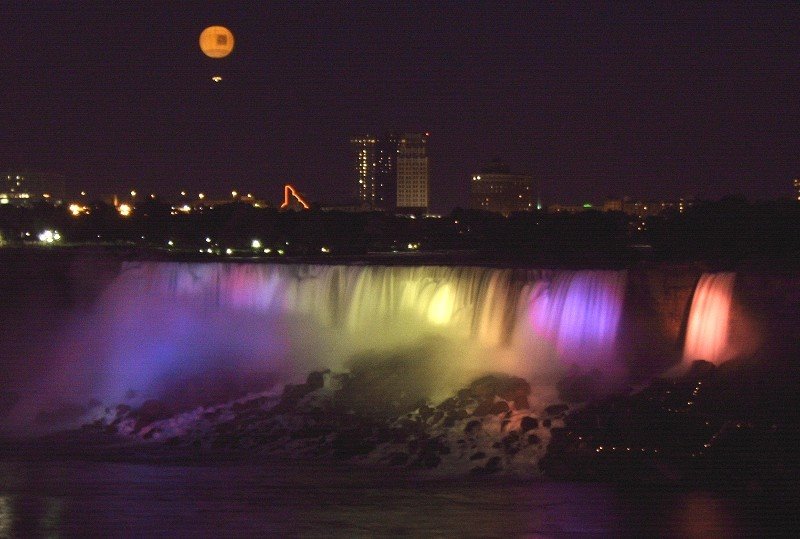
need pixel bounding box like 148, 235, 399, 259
199, 26, 234, 59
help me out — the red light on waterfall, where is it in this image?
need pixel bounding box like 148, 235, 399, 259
281, 184, 310, 210
684, 273, 735, 364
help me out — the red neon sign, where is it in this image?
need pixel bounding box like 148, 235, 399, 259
281, 184, 310, 210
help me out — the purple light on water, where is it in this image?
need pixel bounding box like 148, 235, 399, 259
528, 271, 626, 366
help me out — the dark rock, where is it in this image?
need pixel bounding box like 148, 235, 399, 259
498, 377, 532, 404
512, 396, 530, 410
232, 398, 267, 413
492, 441, 502, 449
485, 456, 502, 473
545, 404, 569, 417
527, 433, 541, 445
501, 420, 511, 432
543, 419, 552, 428
142, 427, 161, 440
387, 452, 409, 466
470, 451, 487, 460
469, 376, 503, 400
431, 410, 445, 424
452, 409, 469, 420
443, 415, 457, 428
417, 404, 434, 422
420, 453, 441, 468
115, 404, 132, 416
331, 430, 376, 459
557, 372, 599, 403
438, 397, 458, 413
306, 371, 326, 390
686, 360, 716, 379
520, 416, 539, 433
490, 401, 510, 415
35, 403, 86, 425
134, 399, 171, 430
464, 419, 482, 434
472, 400, 495, 417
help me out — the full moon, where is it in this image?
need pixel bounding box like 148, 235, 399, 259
199, 26, 234, 59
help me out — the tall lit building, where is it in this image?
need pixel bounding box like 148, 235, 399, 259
396, 133, 429, 213
794, 178, 800, 201
375, 133, 398, 210
470, 158, 534, 216
350, 135, 377, 208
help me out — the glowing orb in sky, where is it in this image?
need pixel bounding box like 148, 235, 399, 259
199, 26, 234, 58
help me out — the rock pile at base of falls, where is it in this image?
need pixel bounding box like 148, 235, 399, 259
86, 371, 571, 476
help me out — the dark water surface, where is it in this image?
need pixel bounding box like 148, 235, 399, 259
0, 459, 794, 537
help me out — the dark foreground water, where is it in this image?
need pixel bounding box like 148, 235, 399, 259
0, 459, 796, 537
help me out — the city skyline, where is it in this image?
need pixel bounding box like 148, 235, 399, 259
3, 2, 800, 211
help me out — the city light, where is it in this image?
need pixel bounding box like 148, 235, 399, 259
117, 204, 132, 217
251, 239, 262, 249
68, 203, 87, 216
37, 230, 61, 243
321, 246, 331, 253
281, 184, 310, 210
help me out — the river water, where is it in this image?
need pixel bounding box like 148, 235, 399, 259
0, 459, 792, 537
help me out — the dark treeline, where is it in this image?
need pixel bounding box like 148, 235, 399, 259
0, 197, 798, 266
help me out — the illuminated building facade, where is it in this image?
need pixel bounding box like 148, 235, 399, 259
375, 133, 398, 210
350, 135, 377, 208
396, 133, 429, 213
350, 134, 400, 211
470, 159, 534, 216
794, 178, 800, 201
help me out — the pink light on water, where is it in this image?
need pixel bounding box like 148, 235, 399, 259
683, 273, 736, 364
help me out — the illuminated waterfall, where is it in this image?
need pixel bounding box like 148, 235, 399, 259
526, 271, 627, 367
683, 273, 736, 364
76, 263, 628, 405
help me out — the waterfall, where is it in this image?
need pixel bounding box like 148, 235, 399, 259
683, 272, 736, 364
15, 262, 628, 417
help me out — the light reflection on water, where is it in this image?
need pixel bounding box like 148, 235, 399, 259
0, 459, 790, 537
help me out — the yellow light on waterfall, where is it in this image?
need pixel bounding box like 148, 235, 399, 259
199, 26, 234, 59
427, 285, 454, 325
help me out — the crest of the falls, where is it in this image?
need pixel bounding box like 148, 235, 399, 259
106, 263, 628, 386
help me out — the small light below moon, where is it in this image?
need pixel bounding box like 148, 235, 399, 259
212, 75, 223, 83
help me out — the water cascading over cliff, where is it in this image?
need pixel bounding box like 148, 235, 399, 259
683, 272, 737, 364
69, 262, 627, 407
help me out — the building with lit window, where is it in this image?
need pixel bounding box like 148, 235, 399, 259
350, 133, 401, 211
470, 159, 534, 216
350, 135, 377, 208
794, 178, 800, 201
396, 133, 429, 214
0, 171, 65, 206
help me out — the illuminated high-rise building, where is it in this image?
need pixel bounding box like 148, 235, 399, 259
350, 134, 399, 211
375, 133, 398, 210
350, 135, 377, 208
396, 133, 429, 213
470, 158, 534, 216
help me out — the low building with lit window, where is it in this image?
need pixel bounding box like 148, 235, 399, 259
470, 159, 535, 216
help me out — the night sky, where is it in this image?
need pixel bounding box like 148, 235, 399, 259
3, 1, 800, 211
